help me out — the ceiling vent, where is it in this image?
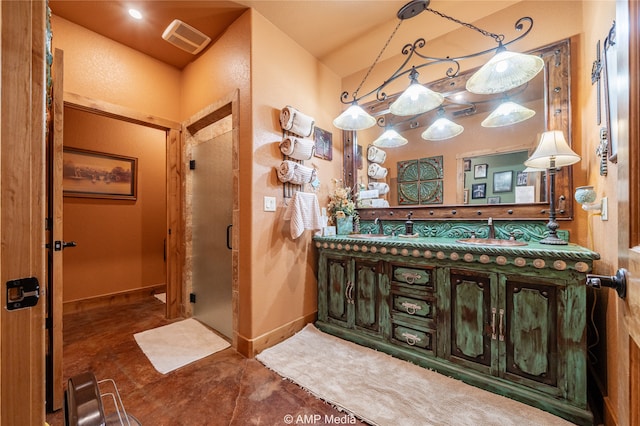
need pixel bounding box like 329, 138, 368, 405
162, 19, 211, 55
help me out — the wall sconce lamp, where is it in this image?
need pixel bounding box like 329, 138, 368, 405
574, 185, 603, 214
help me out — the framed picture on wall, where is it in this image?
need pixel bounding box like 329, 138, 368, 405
463, 159, 471, 172
474, 163, 488, 179
313, 126, 333, 160
62, 147, 138, 200
516, 171, 528, 186
493, 170, 513, 193
487, 196, 501, 204
471, 183, 486, 199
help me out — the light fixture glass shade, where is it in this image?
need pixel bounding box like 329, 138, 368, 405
333, 103, 376, 130
421, 117, 464, 141
522, 166, 546, 173
389, 83, 444, 116
372, 128, 408, 148
481, 101, 536, 127
466, 50, 545, 94
524, 130, 580, 169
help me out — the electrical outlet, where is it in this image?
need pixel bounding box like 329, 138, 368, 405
264, 196, 276, 212
601, 197, 608, 221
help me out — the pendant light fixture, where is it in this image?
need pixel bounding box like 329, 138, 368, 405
333, 0, 543, 131
372, 128, 409, 148
421, 110, 464, 141
389, 68, 444, 116
481, 101, 536, 127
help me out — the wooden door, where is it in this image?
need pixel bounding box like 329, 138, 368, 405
617, 1, 640, 424
47, 48, 65, 411
0, 1, 47, 424
325, 255, 350, 327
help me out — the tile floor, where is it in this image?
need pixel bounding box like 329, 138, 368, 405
46, 297, 365, 425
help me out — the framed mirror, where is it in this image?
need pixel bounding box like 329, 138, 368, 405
343, 39, 572, 221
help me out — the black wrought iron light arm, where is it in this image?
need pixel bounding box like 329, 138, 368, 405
339, 14, 536, 106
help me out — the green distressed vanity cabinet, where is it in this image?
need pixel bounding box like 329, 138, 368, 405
314, 234, 599, 425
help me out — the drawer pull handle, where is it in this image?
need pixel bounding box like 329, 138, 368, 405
345, 282, 354, 304
401, 272, 422, 284
401, 332, 421, 346
499, 309, 505, 341
491, 307, 497, 340
400, 301, 422, 315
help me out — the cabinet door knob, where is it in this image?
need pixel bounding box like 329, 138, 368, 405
499, 309, 505, 341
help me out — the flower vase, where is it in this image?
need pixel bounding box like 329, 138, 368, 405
336, 216, 353, 235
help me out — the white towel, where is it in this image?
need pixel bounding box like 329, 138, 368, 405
276, 160, 316, 185
280, 106, 315, 137
279, 136, 315, 160
368, 182, 390, 195
367, 145, 387, 164
358, 198, 390, 208
283, 192, 323, 239
368, 163, 388, 179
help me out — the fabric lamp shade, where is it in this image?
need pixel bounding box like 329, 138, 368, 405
389, 83, 444, 116
481, 101, 536, 127
466, 50, 545, 95
421, 117, 464, 141
333, 103, 376, 130
524, 130, 580, 169
373, 128, 408, 148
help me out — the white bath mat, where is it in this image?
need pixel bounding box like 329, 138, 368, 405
134, 318, 230, 374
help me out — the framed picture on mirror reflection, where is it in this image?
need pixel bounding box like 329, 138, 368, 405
493, 171, 513, 193
472, 183, 486, 199
464, 159, 471, 172
487, 196, 501, 205
474, 164, 487, 179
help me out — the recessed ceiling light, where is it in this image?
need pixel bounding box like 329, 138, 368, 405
128, 8, 143, 20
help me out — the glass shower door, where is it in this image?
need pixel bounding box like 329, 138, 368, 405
191, 129, 233, 339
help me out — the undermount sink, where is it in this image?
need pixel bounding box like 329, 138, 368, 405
456, 238, 528, 247
347, 233, 392, 239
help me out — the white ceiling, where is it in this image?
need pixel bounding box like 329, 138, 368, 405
49, 0, 520, 76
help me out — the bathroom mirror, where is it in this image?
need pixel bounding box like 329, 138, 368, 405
343, 39, 573, 221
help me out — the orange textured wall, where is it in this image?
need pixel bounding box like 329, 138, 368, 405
62, 107, 167, 302
51, 15, 181, 122
249, 11, 342, 340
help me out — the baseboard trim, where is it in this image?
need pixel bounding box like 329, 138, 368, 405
63, 284, 166, 315
236, 312, 317, 358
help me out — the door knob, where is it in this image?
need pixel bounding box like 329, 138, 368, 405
52, 240, 77, 251
586, 268, 627, 299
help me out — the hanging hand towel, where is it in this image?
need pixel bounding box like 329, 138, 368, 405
368, 182, 390, 195
279, 136, 315, 161
367, 145, 387, 164
283, 192, 323, 239
277, 160, 316, 185
280, 106, 315, 137
368, 163, 388, 179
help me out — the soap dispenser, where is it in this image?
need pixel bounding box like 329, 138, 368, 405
405, 211, 414, 236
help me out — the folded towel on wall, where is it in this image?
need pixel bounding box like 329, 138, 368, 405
279, 136, 315, 161
277, 160, 317, 185
368, 182, 390, 195
368, 163, 388, 180
280, 106, 315, 137
367, 145, 387, 164
357, 198, 390, 208
283, 192, 323, 239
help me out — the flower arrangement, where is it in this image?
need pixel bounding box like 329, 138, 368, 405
327, 178, 358, 226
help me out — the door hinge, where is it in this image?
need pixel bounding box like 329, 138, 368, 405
189, 159, 196, 170
6, 277, 40, 310
45, 217, 52, 231
189, 293, 196, 303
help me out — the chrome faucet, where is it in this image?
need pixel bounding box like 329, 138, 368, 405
374, 217, 384, 235
487, 217, 496, 239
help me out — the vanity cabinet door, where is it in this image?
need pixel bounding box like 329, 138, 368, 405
503, 277, 558, 389
448, 269, 496, 374
318, 253, 350, 328
352, 258, 384, 336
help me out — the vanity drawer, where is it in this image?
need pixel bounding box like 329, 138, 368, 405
391, 321, 435, 355
391, 265, 434, 290
390, 292, 436, 323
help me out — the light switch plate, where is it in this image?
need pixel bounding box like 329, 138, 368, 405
601, 197, 608, 221
264, 196, 276, 212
